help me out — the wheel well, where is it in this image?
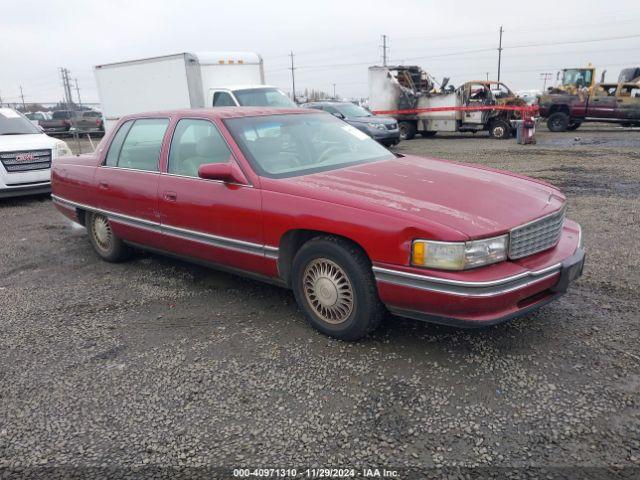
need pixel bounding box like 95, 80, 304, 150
277, 229, 370, 286
549, 105, 570, 116
76, 208, 87, 226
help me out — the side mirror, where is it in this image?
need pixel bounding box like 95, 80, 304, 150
198, 162, 247, 184
331, 112, 345, 119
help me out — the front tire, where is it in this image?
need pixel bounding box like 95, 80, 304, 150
566, 121, 581, 131
547, 112, 570, 132
398, 121, 417, 140
87, 212, 131, 262
291, 237, 384, 340
489, 119, 512, 139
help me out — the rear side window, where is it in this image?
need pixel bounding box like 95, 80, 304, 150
104, 120, 133, 166
116, 119, 169, 171
168, 119, 232, 177
83, 111, 101, 118
212, 91, 236, 107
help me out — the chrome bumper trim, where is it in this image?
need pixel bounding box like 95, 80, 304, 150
372, 263, 562, 298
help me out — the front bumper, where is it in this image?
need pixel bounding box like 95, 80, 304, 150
369, 128, 401, 144
374, 220, 584, 327
0, 181, 51, 198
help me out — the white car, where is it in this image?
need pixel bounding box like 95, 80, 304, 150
0, 108, 72, 198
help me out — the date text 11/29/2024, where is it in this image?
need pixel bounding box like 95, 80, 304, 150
233, 468, 399, 478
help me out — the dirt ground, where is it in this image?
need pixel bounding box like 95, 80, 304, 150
1, 125, 639, 478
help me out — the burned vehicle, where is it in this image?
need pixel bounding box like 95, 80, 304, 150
368, 65, 526, 140
539, 70, 640, 131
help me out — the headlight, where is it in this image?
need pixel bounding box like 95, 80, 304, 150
411, 235, 508, 270
55, 141, 72, 157
368, 123, 387, 130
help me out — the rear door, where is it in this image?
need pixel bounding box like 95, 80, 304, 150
93, 117, 170, 248
157, 117, 268, 275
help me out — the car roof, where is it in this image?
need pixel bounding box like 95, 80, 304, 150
119, 107, 316, 122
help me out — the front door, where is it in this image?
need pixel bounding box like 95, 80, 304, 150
157, 118, 268, 276
588, 85, 618, 118
93, 117, 170, 249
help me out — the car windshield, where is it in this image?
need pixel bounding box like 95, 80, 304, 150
225, 113, 395, 178
0, 108, 41, 135
335, 103, 372, 117
234, 88, 297, 108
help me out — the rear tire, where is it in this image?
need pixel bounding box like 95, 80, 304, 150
87, 212, 131, 262
291, 236, 385, 341
547, 112, 570, 132
398, 121, 417, 140
489, 119, 512, 139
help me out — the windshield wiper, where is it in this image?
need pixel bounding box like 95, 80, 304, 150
1, 132, 31, 135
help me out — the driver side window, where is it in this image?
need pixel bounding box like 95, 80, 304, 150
168, 119, 232, 177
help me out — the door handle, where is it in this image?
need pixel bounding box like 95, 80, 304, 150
98, 181, 109, 190
163, 191, 177, 202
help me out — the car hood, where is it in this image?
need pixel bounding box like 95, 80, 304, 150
266, 155, 565, 240
0, 133, 61, 151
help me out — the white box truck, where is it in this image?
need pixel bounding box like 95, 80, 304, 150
95, 51, 295, 130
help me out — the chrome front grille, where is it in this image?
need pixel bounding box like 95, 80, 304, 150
0, 149, 52, 173
509, 207, 565, 259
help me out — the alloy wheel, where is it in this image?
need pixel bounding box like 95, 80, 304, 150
303, 258, 354, 324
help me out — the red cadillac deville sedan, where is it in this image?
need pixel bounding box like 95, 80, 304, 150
52, 108, 584, 340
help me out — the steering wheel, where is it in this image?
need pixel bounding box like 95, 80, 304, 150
317, 145, 349, 164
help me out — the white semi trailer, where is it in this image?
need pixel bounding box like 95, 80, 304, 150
95, 51, 295, 130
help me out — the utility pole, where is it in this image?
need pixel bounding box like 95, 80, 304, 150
74, 78, 82, 107
0, 90, 3, 107
289, 51, 297, 104
333, 83, 336, 99
59, 67, 73, 108
19, 86, 26, 111
486, 72, 490, 81
497, 26, 503, 83
540, 72, 553, 91
381, 34, 389, 66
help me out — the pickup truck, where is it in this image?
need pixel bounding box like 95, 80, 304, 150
39, 110, 79, 135
0, 107, 72, 198
51, 107, 584, 340
539, 82, 640, 131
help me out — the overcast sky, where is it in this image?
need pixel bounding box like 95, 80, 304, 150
1, 0, 639, 105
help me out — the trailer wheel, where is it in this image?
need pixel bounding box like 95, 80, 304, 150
399, 122, 417, 140
547, 112, 570, 132
489, 119, 512, 139
566, 121, 581, 131
419, 131, 437, 137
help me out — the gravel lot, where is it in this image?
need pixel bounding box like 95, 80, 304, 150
1, 125, 639, 478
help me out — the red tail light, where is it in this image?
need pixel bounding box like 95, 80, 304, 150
96, 119, 101, 126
